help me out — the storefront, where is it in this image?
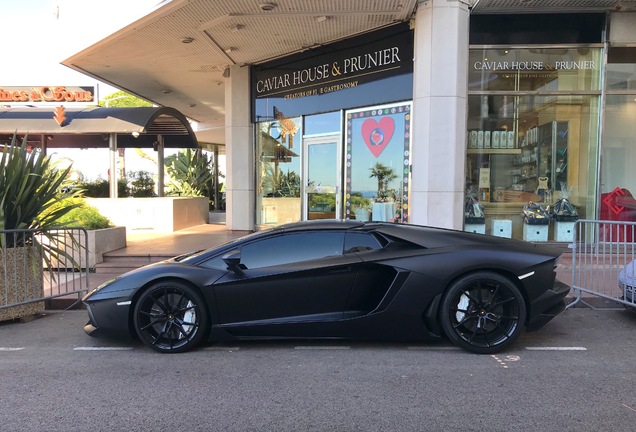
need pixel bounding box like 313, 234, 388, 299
57, 2, 636, 241
251, 24, 414, 229
601, 13, 636, 239
466, 13, 605, 241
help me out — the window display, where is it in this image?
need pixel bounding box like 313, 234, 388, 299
255, 117, 302, 228
344, 102, 412, 223
466, 47, 601, 240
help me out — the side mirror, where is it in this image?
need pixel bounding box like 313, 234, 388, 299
222, 250, 244, 275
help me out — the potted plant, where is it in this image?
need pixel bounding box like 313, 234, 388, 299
1, 134, 80, 321
41, 197, 125, 269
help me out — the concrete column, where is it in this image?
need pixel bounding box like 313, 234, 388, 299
108, 133, 118, 198
410, 0, 469, 229
224, 65, 255, 231
157, 135, 164, 197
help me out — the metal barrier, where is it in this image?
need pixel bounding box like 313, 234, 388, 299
568, 219, 636, 309
1, 228, 90, 315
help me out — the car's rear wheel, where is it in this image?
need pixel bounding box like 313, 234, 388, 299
133, 281, 209, 353
440, 272, 526, 354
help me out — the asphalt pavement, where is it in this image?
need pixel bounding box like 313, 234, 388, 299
0, 307, 634, 432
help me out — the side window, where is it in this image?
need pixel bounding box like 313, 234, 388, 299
344, 232, 383, 254
241, 232, 344, 269
200, 254, 228, 270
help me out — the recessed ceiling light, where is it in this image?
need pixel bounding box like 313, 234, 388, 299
181, 37, 194, 44
162, 90, 172, 94
259, 2, 277, 11
315, 16, 330, 23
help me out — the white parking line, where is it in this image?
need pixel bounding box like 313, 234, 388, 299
0, 347, 25, 351
204, 347, 241, 351
525, 347, 587, 351
74, 347, 133, 351
407, 346, 460, 350
294, 346, 350, 350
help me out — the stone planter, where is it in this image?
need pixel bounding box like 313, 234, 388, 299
0, 246, 45, 322
85, 197, 208, 233
87, 226, 126, 268
45, 226, 126, 270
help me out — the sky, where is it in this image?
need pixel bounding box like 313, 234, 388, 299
2, 0, 159, 97
1, 0, 181, 181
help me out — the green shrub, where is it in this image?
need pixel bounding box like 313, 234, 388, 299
77, 179, 129, 197
45, 198, 113, 230
129, 170, 156, 197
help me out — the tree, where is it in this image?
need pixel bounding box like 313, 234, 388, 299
369, 162, 397, 200
100, 91, 153, 107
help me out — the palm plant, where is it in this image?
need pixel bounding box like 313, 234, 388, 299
164, 148, 214, 197
369, 162, 397, 201
1, 134, 81, 253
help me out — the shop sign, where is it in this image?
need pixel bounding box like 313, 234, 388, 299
0, 86, 95, 103
252, 25, 413, 100
472, 60, 597, 71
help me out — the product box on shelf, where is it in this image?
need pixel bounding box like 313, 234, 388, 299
478, 131, 485, 148
469, 131, 478, 148
507, 130, 515, 148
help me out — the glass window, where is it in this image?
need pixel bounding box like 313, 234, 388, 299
344, 102, 412, 224
200, 254, 228, 271
465, 93, 600, 239
304, 111, 341, 136
240, 232, 344, 269
255, 116, 302, 228
469, 48, 602, 92
606, 48, 636, 90
601, 48, 636, 225
344, 232, 383, 254
600, 95, 636, 223
466, 46, 601, 241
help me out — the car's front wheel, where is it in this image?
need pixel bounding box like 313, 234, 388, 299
440, 272, 526, 354
133, 281, 209, 353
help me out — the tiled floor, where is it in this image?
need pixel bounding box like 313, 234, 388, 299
122, 223, 250, 257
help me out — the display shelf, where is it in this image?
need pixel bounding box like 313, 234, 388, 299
467, 149, 521, 155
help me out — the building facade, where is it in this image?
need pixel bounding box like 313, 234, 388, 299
63, 1, 636, 241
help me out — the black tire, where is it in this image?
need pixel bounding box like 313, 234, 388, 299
440, 272, 526, 354
133, 281, 209, 353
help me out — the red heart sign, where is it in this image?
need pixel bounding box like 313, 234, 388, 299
361, 117, 395, 158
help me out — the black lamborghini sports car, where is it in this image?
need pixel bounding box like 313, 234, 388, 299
82, 220, 570, 354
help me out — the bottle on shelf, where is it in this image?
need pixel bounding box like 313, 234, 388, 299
479, 187, 490, 202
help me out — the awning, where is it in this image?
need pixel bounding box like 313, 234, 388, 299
0, 106, 198, 149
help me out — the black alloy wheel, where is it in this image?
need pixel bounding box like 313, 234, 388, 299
134, 281, 209, 353
440, 272, 527, 354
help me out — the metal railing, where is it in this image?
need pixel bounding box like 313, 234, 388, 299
568, 219, 636, 309
1, 228, 90, 314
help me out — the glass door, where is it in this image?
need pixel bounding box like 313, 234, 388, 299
303, 135, 341, 220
